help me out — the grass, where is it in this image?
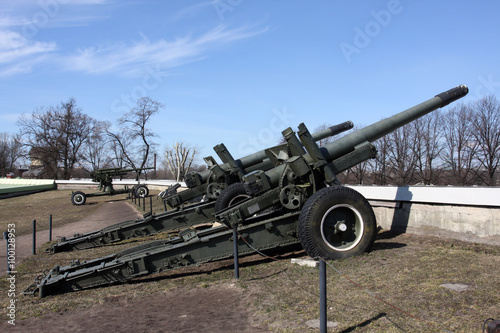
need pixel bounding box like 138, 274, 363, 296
0, 189, 131, 236
1, 190, 499, 332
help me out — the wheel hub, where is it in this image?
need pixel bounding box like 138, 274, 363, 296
320, 204, 364, 252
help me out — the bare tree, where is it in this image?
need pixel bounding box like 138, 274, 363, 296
386, 123, 418, 185
17, 98, 92, 179
369, 134, 391, 185
163, 142, 199, 182
342, 125, 371, 185
442, 103, 479, 185
80, 120, 113, 172
0, 132, 24, 176
412, 111, 445, 185
469, 95, 500, 186
108, 97, 162, 175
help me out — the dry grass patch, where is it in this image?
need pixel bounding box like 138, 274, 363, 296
0, 190, 130, 236
1, 190, 498, 332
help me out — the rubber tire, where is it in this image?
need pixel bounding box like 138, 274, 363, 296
71, 191, 87, 206
135, 185, 149, 198
298, 186, 377, 260
214, 183, 250, 213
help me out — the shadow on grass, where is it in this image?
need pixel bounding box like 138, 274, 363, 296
339, 312, 388, 333
372, 230, 407, 252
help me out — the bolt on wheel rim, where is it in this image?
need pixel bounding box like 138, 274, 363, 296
320, 204, 364, 252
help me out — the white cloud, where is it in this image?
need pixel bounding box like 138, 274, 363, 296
0, 29, 56, 76
0, 0, 109, 29
61, 24, 267, 76
173, 1, 214, 20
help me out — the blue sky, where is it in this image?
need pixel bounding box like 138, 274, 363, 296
1, 0, 499, 163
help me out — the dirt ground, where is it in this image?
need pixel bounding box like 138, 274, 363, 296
2, 199, 499, 332
1, 201, 267, 333
0, 200, 142, 271
5, 283, 265, 333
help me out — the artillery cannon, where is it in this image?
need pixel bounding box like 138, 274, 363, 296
70, 167, 154, 205
49, 122, 353, 252
25, 85, 468, 297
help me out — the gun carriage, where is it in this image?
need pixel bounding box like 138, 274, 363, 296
26, 85, 468, 297
50, 122, 353, 252
70, 167, 153, 205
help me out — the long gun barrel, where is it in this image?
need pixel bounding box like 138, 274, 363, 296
321, 85, 469, 162
192, 120, 354, 185
165, 120, 353, 207
253, 85, 469, 191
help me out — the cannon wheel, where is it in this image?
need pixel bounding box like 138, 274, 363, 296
71, 191, 87, 206
135, 185, 149, 198
298, 186, 376, 260
214, 183, 250, 213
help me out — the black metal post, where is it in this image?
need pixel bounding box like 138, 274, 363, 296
138, 194, 141, 207
142, 196, 145, 212
4, 231, 10, 274
319, 257, 327, 333
149, 196, 152, 214
32, 219, 36, 255
233, 226, 239, 279
49, 214, 53, 242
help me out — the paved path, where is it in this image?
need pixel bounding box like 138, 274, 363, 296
0, 201, 141, 274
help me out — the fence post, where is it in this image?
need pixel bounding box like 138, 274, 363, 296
4, 231, 10, 274
319, 258, 327, 333
49, 214, 53, 242
233, 227, 239, 279
142, 196, 145, 212
150, 196, 153, 214
32, 219, 36, 255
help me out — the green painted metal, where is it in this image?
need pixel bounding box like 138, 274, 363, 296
49, 121, 351, 251
48, 201, 217, 252
25, 85, 468, 297
26, 211, 300, 297
72, 167, 154, 204
162, 121, 354, 208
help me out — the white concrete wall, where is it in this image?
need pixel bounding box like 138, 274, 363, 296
347, 186, 500, 246
54, 180, 500, 245
348, 185, 500, 207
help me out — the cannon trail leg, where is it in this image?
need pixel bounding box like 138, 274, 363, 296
50, 201, 216, 252
26, 212, 301, 298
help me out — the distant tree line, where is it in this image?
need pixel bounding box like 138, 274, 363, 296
1, 96, 205, 181
2, 95, 498, 186
335, 95, 500, 186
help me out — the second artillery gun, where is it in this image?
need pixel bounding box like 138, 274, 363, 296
27, 85, 469, 297
70, 167, 153, 205
50, 122, 353, 252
